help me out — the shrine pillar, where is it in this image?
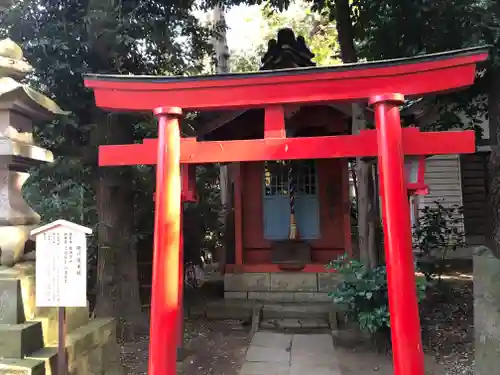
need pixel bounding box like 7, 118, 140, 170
150, 106, 182, 375
370, 94, 425, 375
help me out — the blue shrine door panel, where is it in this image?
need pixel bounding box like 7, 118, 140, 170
263, 160, 320, 241
263, 161, 290, 240
294, 161, 320, 240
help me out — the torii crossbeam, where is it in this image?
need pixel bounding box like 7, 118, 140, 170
84, 46, 489, 375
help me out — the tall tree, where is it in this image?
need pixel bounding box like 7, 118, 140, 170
0, 0, 209, 339
333, 0, 379, 267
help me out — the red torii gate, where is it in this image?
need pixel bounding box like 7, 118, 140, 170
84, 46, 488, 375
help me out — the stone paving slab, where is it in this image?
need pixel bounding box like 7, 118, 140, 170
251, 331, 292, 349
239, 332, 339, 375
291, 333, 334, 353
245, 346, 290, 363
240, 361, 290, 375
290, 351, 336, 365
290, 364, 341, 375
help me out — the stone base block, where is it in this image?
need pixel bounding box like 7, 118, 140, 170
34, 306, 89, 345
223, 271, 342, 324
66, 318, 124, 375
0, 321, 43, 358
0, 224, 33, 267
0, 262, 36, 324
0, 276, 25, 324
224, 272, 341, 303
0, 358, 45, 375
0, 261, 122, 375
0, 261, 90, 342
26, 347, 57, 375
245, 291, 331, 302
0, 318, 124, 375
474, 248, 500, 375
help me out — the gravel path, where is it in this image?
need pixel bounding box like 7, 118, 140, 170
420, 273, 474, 375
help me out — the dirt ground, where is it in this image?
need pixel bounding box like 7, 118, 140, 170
335, 345, 445, 374
120, 265, 474, 375
120, 319, 250, 375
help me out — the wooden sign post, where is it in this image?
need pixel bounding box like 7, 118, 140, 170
31, 220, 92, 375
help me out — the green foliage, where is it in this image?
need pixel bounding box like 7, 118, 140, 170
184, 165, 225, 264
23, 158, 95, 227
349, 0, 492, 136
0, 0, 213, 256
230, 0, 340, 72
413, 201, 465, 282
327, 254, 427, 337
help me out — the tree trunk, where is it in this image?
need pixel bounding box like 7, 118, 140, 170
213, 4, 230, 266
335, 0, 378, 267
86, 0, 144, 340
92, 112, 144, 341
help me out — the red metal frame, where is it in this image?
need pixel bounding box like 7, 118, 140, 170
84, 47, 487, 111
84, 47, 488, 375
99, 128, 474, 166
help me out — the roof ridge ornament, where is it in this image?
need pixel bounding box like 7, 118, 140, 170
260, 28, 316, 70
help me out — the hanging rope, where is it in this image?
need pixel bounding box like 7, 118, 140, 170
288, 160, 297, 240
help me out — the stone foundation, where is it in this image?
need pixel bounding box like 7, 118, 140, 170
0, 262, 124, 375
224, 272, 341, 302
474, 247, 500, 375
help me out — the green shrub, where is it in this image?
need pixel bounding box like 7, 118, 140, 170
413, 201, 465, 283
327, 254, 427, 346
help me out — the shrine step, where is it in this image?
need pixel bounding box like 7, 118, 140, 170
260, 317, 330, 331
262, 302, 333, 320
200, 299, 255, 322
258, 302, 339, 332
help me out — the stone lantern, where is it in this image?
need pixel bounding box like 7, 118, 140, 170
0, 38, 68, 266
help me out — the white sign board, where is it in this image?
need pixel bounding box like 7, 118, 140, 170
31, 220, 92, 308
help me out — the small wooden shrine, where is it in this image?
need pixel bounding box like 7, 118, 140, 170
198, 29, 353, 301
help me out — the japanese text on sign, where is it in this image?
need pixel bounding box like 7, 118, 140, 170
34, 223, 88, 308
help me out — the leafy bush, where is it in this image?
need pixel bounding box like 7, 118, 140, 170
327, 254, 427, 347
413, 201, 465, 282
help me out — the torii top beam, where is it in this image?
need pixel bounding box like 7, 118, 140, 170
84, 46, 488, 112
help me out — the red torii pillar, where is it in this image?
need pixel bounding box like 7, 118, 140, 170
84, 46, 488, 375
150, 107, 182, 374
371, 94, 423, 374
152, 122, 197, 365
